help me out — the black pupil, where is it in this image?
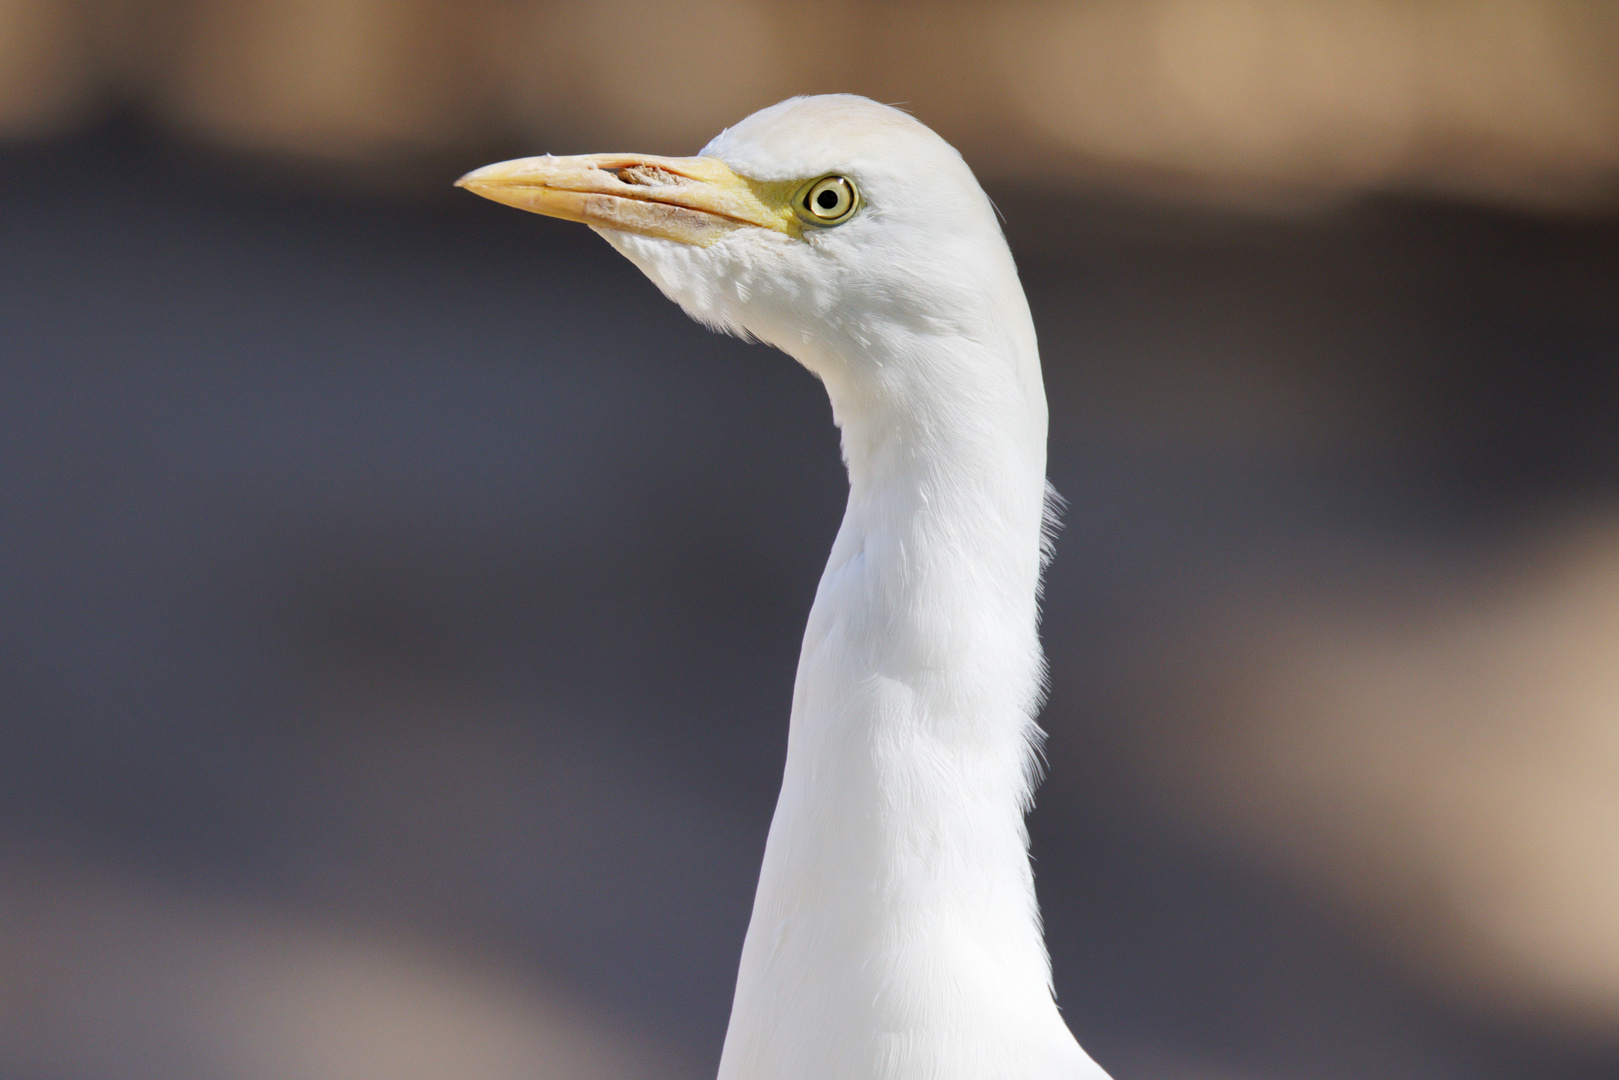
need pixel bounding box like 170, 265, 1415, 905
816, 188, 840, 210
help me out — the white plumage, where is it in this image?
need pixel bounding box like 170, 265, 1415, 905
460, 94, 1111, 1080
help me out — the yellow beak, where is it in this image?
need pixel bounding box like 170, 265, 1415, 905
456, 153, 802, 247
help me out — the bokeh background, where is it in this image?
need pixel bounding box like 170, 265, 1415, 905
2, 2, 1617, 1078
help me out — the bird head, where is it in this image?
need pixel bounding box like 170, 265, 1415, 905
457, 95, 1028, 387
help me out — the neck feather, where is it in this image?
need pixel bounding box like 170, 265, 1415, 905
717, 320, 1092, 1080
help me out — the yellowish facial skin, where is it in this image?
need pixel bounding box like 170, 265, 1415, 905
456, 153, 804, 247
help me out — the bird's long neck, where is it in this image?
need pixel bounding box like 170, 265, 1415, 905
718, 319, 1091, 1079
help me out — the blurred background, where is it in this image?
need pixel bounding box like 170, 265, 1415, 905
1, 1, 1617, 1078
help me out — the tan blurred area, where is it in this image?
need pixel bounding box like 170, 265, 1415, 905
1121, 511, 1619, 1038
0, 856, 677, 1080
1, 0, 1616, 209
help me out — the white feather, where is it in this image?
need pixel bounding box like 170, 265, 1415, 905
599, 95, 1110, 1080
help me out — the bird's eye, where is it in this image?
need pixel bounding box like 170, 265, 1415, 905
796, 176, 859, 225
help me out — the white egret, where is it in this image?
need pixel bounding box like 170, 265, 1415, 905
459, 95, 1110, 1080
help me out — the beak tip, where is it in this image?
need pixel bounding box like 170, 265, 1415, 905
456, 161, 509, 191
